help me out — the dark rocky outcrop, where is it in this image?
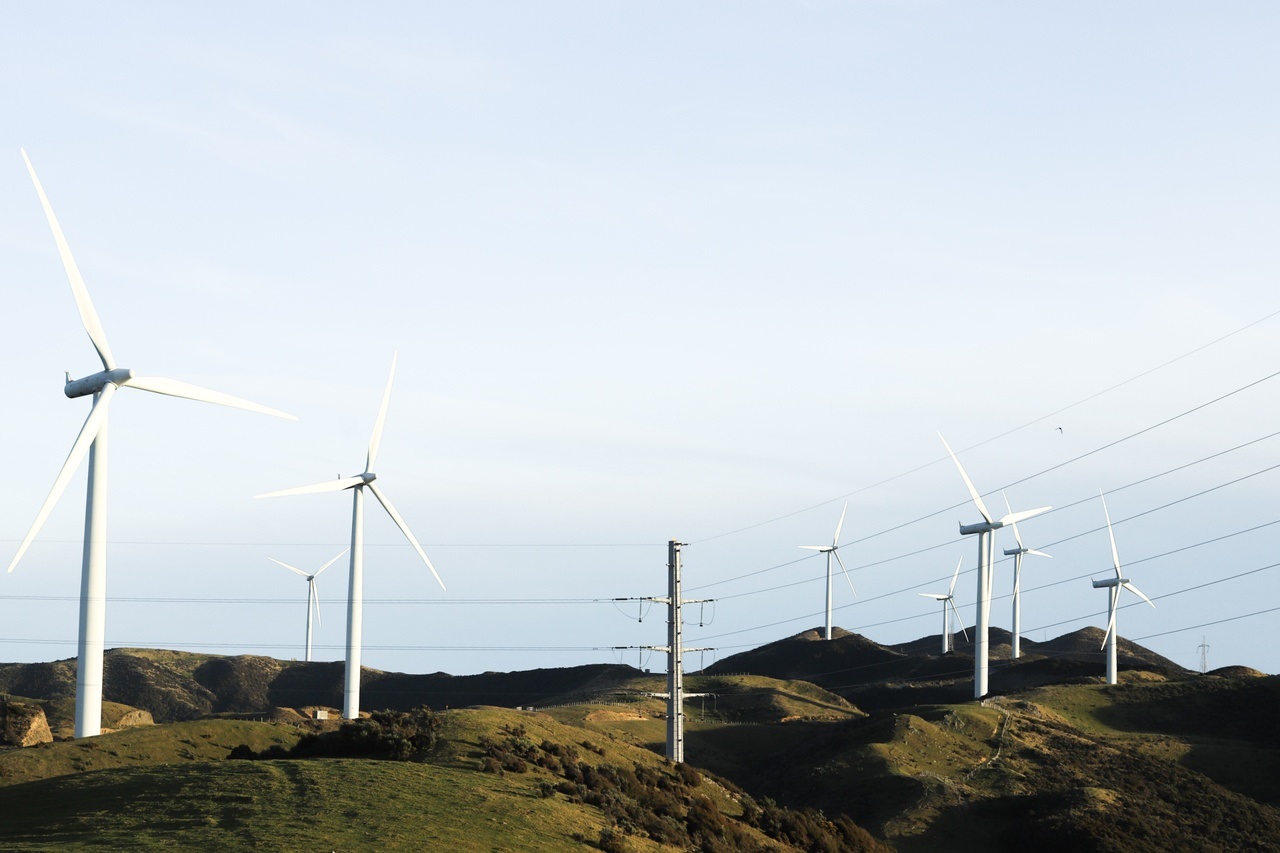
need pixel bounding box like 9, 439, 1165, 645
0, 701, 51, 747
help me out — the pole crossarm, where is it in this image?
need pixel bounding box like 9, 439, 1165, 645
636, 691, 715, 700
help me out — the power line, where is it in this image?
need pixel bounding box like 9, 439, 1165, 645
0, 595, 616, 605
693, 515, 1280, 645
694, 452, 1280, 609
689, 307, 1280, 545
0, 539, 656, 548
687, 417, 1280, 596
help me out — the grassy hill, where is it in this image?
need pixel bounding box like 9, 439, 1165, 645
705, 626, 1192, 713
0, 651, 649, 723
670, 672, 1280, 851
0, 633, 1277, 850
0, 706, 885, 851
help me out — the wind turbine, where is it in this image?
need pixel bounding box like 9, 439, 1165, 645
256, 354, 445, 719
918, 556, 969, 655
799, 501, 854, 640
1093, 491, 1155, 685
1001, 491, 1052, 660
939, 433, 1050, 698
9, 150, 297, 739
269, 549, 348, 662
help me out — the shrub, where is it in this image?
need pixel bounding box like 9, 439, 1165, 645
229, 707, 441, 762
598, 826, 628, 852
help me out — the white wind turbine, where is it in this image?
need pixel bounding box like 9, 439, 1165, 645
1001, 491, 1052, 660
939, 434, 1050, 698
269, 549, 348, 662
799, 502, 854, 640
918, 556, 969, 655
9, 150, 297, 739
256, 354, 445, 719
1093, 491, 1155, 685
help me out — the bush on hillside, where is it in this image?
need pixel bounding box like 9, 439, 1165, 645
230, 707, 441, 762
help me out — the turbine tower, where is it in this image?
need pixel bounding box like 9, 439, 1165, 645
798, 502, 854, 640
918, 556, 968, 655
9, 150, 297, 739
1093, 491, 1155, 685
270, 549, 348, 662
939, 434, 1050, 699
256, 354, 445, 719
1001, 492, 1052, 660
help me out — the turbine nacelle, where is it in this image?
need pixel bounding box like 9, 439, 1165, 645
1092, 577, 1127, 589
958, 519, 999, 535
65, 368, 134, 398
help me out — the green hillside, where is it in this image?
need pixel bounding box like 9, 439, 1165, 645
0, 705, 884, 851
1, 637, 1278, 850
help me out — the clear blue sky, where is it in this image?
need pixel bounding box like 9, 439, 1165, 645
2, 2, 1278, 678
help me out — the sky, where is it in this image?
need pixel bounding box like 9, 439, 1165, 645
1, 3, 1278, 682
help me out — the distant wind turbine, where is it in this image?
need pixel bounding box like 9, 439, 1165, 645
9, 150, 297, 739
1093, 491, 1155, 685
1001, 491, 1052, 660
270, 550, 348, 662
939, 433, 1050, 698
256, 354, 445, 719
799, 502, 854, 640
918, 556, 968, 655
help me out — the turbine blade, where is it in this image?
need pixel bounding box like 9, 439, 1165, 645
268, 557, 310, 578
8, 384, 116, 573
1100, 491, 1122, 577
833, 549, 855, 596
948, 555, 963, 597
367, 482, 445, 591
1013, 564, 1021, 599
122, 375, 296, 420
999, 506, 1051, 527
798, 545, 827, 552
1003, 492, 1026, 550
949, 599, 969, 641
1123, 581, 1156, 608
919, 593, 948, 600
366, 353, 397, 472
255, 476, 365, 499
938, 433, 993, 523
1101, 599, 1117, 650
832, 501, 847, 546
1027, 548, 1053, 559
311, 578, 323, 628
313, 548, 349, 577
22, 150, 116, 371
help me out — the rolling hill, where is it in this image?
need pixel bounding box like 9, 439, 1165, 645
0, 628, 1275, 850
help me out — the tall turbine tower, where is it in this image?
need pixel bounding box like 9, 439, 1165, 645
939, 434, 1050, 698
1001, 492, 1052, 660
269, 549, 348, 662
798, 502, 854, 640
9, 151, 297, 738
918, 556, 968, 654
1093, 491, 1155, 685
256, 355, 445, 719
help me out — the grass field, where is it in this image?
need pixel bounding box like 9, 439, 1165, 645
0, 758, 630, 851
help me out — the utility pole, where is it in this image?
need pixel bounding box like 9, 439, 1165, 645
643, 539, 712, 764
1197, 636, 1210, 674
666, 539, 686, 761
